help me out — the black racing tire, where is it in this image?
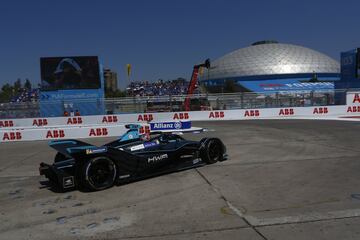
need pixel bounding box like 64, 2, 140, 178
54, 152, 69, 163
81, 157, 117, 191
200, 138, 224, 164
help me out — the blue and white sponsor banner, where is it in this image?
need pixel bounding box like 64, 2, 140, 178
240, 79, 335, 92
150, 121, 191, 131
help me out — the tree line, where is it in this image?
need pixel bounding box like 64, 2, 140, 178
0, 79, 33, 102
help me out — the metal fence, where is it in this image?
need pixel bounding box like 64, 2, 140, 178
0, 89, 347, 119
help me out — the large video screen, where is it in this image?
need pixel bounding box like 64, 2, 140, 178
41, 56, 101, 91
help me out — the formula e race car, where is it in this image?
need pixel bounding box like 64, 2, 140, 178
39, 124, 227, 191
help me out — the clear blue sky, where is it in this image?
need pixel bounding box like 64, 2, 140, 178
0, 0, 359, 89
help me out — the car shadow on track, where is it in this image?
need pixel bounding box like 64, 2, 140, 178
39, 180, 94, 193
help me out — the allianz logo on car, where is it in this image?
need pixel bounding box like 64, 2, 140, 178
151, 122, 182, 130
148, 154, 168, 163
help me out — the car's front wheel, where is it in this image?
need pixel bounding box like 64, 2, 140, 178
200, 138, 223, 164
81, 157, 117, 191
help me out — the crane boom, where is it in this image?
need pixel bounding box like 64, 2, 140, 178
184, 59, 210, 111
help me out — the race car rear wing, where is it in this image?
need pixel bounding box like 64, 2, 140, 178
48, 140, 97, 158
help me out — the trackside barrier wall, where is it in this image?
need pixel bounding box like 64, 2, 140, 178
2, 92, 360, 142
0, 125, 128, 142
1, 103, 360, 129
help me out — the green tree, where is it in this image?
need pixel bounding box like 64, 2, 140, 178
14, 78, 22, 92
24, 79, 32, 90
1, 83, 12, 93
0, 83, 14, 102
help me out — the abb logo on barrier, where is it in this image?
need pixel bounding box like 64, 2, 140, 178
89, 128, 108, 137
67, 117, 83, 125
138, 114, 153, 122
32, 119, 48, 126
347, 106, 360, 112
2, 132, 22, 141
173, 113, 189, 120
0, 120, 14, 128
209, 111, 224, 119
313, 107, 328, 114
353, 94, 360, 103
102, 116, 118, 123
244, 110, 260, 117
279, 108, 294, 116
46, 130, 65, 139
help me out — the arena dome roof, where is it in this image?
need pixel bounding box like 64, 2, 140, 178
206, 42, 340, 80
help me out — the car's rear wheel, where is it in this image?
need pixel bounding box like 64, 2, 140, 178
81, 157, 117, 191
200, 139, 223, 164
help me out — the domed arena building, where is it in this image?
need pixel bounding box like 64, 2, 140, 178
201, 41, 340, 92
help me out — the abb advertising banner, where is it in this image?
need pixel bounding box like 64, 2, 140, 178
1, 104, 360, 130
0, 125, 128, 143
0, 115, 124, 129
346, 92, 360, 105
2, 91, 360, 142
345, 92, 360, 115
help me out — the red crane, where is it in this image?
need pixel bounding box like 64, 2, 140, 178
184, 59, 210, 111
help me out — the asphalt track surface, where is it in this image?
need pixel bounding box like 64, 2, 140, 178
1, 120, 360, 240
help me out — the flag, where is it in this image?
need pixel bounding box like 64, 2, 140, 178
126, 64, 131, 77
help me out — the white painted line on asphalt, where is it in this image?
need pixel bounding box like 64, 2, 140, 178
226, 201, 246, 218
292, 117, 360, 122
244, 208, 360, 226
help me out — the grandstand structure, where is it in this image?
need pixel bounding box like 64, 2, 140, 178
126, 79, 193, 97
10, 88, 39, 103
